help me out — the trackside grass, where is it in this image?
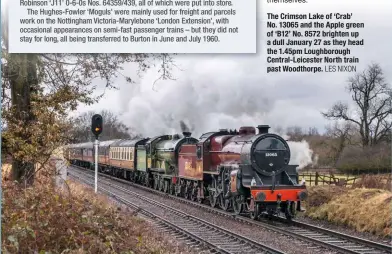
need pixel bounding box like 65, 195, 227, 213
305, 185, 392, 237
1, 161, 195, 254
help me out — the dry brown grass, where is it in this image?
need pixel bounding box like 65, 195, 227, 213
305, 185, 348, 208
306, 186, 392, 237
1, 161, 194, 254
352, 174, 391, 190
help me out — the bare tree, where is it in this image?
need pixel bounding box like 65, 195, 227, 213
1, 5, 175, 184
322, 63, 392, 147
69, 110, 142, 142
307, 127, 319, 136
286, 125, 304, 141
325, 121, 355, 165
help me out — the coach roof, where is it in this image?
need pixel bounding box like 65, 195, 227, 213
99, 139, 121, 148
111, 138, 149, 148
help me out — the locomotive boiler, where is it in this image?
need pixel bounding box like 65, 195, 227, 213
136, 133, 198, 193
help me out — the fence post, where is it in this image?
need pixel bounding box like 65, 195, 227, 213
315, 172, 319, 186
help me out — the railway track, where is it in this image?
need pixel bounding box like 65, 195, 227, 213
69, 165, 392, 254
68, 168, 285, 254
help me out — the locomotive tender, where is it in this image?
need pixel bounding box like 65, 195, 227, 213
65, 125, 307, 220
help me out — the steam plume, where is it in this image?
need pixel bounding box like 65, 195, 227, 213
119, 60, 316, 168
180, 120, 191, 133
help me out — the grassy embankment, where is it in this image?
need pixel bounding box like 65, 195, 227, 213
304, 177, 392, 237
1, 157, 193, 253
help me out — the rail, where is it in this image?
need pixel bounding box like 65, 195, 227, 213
68, 169, 285, 254
69, 165, 392, 254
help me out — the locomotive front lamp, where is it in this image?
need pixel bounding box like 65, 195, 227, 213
298, 191, 308, 201
256, 192, 266, 201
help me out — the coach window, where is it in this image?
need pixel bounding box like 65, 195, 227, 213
146, 144, 150, 155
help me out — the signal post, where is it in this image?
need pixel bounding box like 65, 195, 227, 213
91, 114, 103, 193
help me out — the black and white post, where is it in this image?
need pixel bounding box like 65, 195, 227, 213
94, 138, 99, 193
91, 114, 103, 194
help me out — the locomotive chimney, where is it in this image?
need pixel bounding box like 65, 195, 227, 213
183, 132, 191, 137
257, 125, 270, 134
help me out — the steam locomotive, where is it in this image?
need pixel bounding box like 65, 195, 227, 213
65, 125, 307, 220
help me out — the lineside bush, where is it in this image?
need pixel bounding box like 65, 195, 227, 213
335, 143, 391, 174
1, 161, 194, 254
305, 186, 392, 237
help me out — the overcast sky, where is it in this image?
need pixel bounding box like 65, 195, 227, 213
76, 0, 392, 138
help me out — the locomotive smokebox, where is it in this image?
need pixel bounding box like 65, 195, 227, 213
257, 125, 270, 134
183, 132, 191, 137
